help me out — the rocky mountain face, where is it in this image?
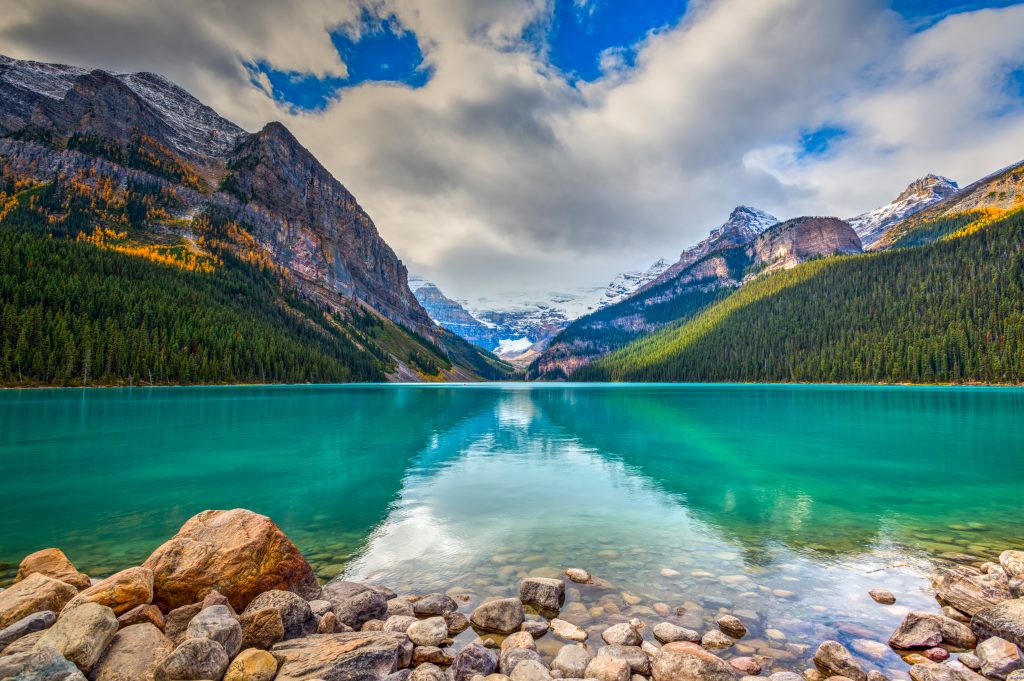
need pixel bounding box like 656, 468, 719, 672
598, 258, 672, 308
0, 54, 501, 379
529, 209, 862, 379
847, 174, 959, 248
409, 277, 501, 351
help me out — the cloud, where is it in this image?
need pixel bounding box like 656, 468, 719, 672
2, 0, 1024, 300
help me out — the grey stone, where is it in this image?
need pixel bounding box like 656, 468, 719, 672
500, 648, 544, 676
519, 579, 565, 612
471, 599, 525, 635
601, 623, 641, 647
413, 593, 458, 616
410, 663, 447, 681
652, 622, 699, 644
510, 660, 552, 681
0, 642, 87, 681
446, 611, 472, 635
407, 616, 448, 647
0, 610, 56, 653
451, 644, 499, 681
585, 656, 630, 681
1000, 551, 1024, 579
388, 598, 416, 617
186, 604, 242, 657
598, 645, 650, 675
973, 599, 1024, 649
155, 637, 230, 681
550, 619, 587, 642
934, 568, 1012, 616
163, 603, 202, 645
322, 582, 389, 629
701, 630, 734, 650
38, 602, 117, 673
244, 590, 317, 640
384, 615, 419, 633
651, 647, 734, 681
552, 645, 593, 678
309, 599, 334, 618
521, 616, 548, 639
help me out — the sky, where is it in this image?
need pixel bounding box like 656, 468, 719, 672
3, 0, 1024, 300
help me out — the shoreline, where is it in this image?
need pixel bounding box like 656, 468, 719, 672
0, 509, 1021, 681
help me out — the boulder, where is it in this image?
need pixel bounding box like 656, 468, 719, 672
408, 617, 448, 647
0, 611, 56, 653
602, 623, 642, 647
519, 578, 565, 612
510, 659, 551, 681
239, 606, 285, 650
116, 603, 165, 631
976, 636, 1024, 679
62, 567, 153, 616
15, 549, 91, 591
450, 643, 499, 681
271, 631, 413, 681
598, 645, 651, 675
565, 568, 593, 584
387, 598, 415, 617
908, 661, 985, 681
327, 588, 388, 630
869, 589, 896, 605
716, 614, 747, 638
933, 568, 1012, 616
383, 615, 418, 633
1000, 552, 1024, 579
244, 589, 317, 640
701, 629, 734, 650
552, 644, 592, 678
309, 598, 333, 618
651, 646, 734, 681
412, 645, 453, 666
973, 599, 1024, 649
412, 593, 458, 616
652, 622, 700, 644
585, 655, 631, 681
890, 612, 977, 649
319, 611, 340, 633
224, 648, 278, 681
154, 637, 230, 681
501, 631, 536, 652
163, 603, 202, 645
409, 663, 447, 681
446, 611, 472, 635
1, 629, 45, 657
185, 603, 242, 657
143, 508, 319, 611
90, 622, 173, 681
813, 640, 866, 681
0, 642, 87, 681
500, 648, 543, 676
0, 573, 78, 629
550, 618, 587, 642
471, 598, 525, 634
38, 602, 118, 673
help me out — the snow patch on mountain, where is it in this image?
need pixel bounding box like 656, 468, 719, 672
847, 174, 959, 248
599, 258, 672, 308
495, 338, 533, 356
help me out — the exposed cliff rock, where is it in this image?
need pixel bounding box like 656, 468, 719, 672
847, 175, 959, 248
746, 216, 862, 277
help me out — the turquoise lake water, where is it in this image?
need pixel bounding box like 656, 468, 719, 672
1, 384, 1022, 675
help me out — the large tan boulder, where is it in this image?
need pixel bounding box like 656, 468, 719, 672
63, 567, 153, 616
15, 549, 91, 590
0, 573, 78, 629
90, 622, 174, 681
271, 631, 413, 681
142, 509, 320, 611
651, 645, 734, 681
37, 602, 118, 673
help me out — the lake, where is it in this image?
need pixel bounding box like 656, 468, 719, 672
1, 383, 1022, 676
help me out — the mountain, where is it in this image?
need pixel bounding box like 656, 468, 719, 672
529, 206, 787, 378
409, 276, 502, 351
597, 258, 672, 308
0, 54, 512, 384
847, 174, 959, 248
578, 206, 1024, 384
874, 160, 1024, 249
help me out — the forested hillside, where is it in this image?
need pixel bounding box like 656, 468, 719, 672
578, 210, 1024, 384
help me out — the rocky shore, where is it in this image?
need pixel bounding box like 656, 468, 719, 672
0, 509, 1021, 681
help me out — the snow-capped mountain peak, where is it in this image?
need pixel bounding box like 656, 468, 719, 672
848, 174, 959, 248
598, 258, 672, 308
711, 205, 779, 240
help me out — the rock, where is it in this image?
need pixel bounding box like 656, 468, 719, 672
116, 603, 165, 631
471, 599, 525, 635
0, 574, 78, 629
890, 612, 977, 649
363, 619, 385, 631
384, 671, 411, 681
410, 663, 447, 681
327, 588, 389, 630
143, 508, 319, 611
319, 611, 340, 633
973, 599, 1024, 649
0, 611, 56, 653
770, 674, 803, 681
565, 569, 592, 584
651, 645, 734, 681
38, 602, 118, 673
601, 623, 641, 647
239, 606, 285, 650
550, 619, 587, 642
244, 589, 317, 640
163, 603, 202, 645
501, 631, 536, 652
598, 645, 650, 675
0, 642, 87, 681
309, 598, 333, 618
154, 637, 230, 681
652, 622, 700, 644
1, 629, 45, 656
908, 661, 985, 681
62, 567, 153, 617
730, 657, 762, 675
408, 617, 448, 647
701, 630, 734, 650
447, 611, 472, 635
1009, 672, 1024, 681
519, 578, 565, 612
185, 603, 242, 657
510, 659, 552, 681
813, 641, 866, 681
388, 598, 416, 617
869, 589, 896, 605
585, 655, 631, 681
959, 653, 982, 670
224, 648, 278, 681
272, 631, 413, 681
90, 622, 173, 681
413, 593, 458, 616
451, 644, 499, 681
976, 636, 1024, 679
717, 614, 747, 638
384, 616, 418, 633
851, 639, 891, 660
412, 646, 453, 666
1000, 552, 1024, 579
934, 568, 1012, 616
944, 607, 972, 624
500, 648, 544, 676
552, 645, 592, 678
15, 549, 91, 591
925, 648, 950, 662
868, 673, 891, 681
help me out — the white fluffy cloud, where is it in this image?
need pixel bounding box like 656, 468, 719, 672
3, 0, 1024, 298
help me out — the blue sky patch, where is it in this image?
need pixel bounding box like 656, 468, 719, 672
798, 126, 847, 157
248, 14, 429, 111
892, 0, 1020, 29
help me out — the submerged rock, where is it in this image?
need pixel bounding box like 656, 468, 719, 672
565, 569, 592, 584
869, 589, 896, 605
716, 614, 747, 638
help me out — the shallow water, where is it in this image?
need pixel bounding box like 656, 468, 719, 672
2, 383, 1023, 675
